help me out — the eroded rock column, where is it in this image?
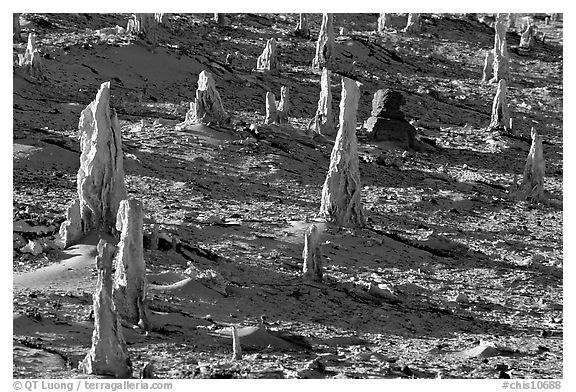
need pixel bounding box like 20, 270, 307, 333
313, 67, 335, 135
520, 23, 536, 49
60, 82, 127, 247
516, 128, 545, 202
489, 79, 511, 132
257, 38, 278, 72
319, 77, 366, 227
185, 70, 230, 125
481, 49, 494, 83
79, 240, 131, 378
113, 199, 148, 328
277, 86, 290, 124
403, 13, 421, 33
18, 33, 43, 78
13, 13, 21, 41
377, 13, 391, 33
214, 13, 229, 26
312, 13, 334, 69
127, 13, 158, 45
302, 224, 323, 281
295, 13, 310, 38
264, 92, 278, 125
490, 13, 509, 83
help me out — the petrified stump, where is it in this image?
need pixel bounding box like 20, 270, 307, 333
257, 38, 278, 72
365, 89, 417, 149
79, 240, 132, 378
312, 13, 334, 69
127, 13, 158, 45
488, 79, 511, 133
185, 70, 230, 125
516, 128, 545, 202
302, 224, 322, 282
18, 33, 43, 78
520, 23, 536, 49
214, 13, 229, 26
277, 86, 290, 124
319, 77, 366, 228
60, 82, 127, 247
264, 92, 278, 125
113, 199, 148, 328
377, 13, 391, 33
295, 13, 310, 38
481, 49, 494, 83
313, 67, 335, 135
403, 13, 421, 33
490, 13, 509, 83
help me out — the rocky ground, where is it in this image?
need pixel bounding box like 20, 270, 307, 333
12, 13, 563, 379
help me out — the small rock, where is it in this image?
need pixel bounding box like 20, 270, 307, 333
20, 240, 43, 256
494, 364, 509, 371
498, 370, 511, 379
140, 362, 154, 379
306, 357, 326, 371
401, 365, 413, 377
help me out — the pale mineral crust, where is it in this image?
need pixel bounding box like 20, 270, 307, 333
257, 38, 278, 72
312, 14, 334, 69
185, 70, 230, 125
489, 79, 511, 132
490, 13, 509, 83
313, 67, 335, 135
403, 13, 421, 33
295, 13, 310, 38
277, 86, 290, 124
79, 240, 132, 378
481, 49, 494, 83
516, 128, 545, 202
60, 82, 127, 247
377, 13, 391, 33
302, 224, 323, 281
319, 77, 366, 228
264, 92, 278, 125
113, 199, 148, 328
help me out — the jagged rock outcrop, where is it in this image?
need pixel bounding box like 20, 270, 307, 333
295, 13, 310, 38
481, 49, 494, 83
79, 240, 132, 378
232, 326, 242, 360
126, 13, 158, 45
403, 13, 421, 33
185, 70, 230, 125
302, 224, 322, 281
365, 89, 417, 149
313, 67, 335, 135
520, 23, 536, 49
113, 199, 148, 328
257, 38, 278, 72
277, 86, 290, 124
319, 77, 366, 228
490, 13, 509, 83
60, 82, 127, 247
312, 13, 334, 69
264, 92, 278, 125
214, 13, 228, 27
488, 79, 511, 133
377, 13, 391, 33
18, 33, 43, 78
515, 128, 545, 202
